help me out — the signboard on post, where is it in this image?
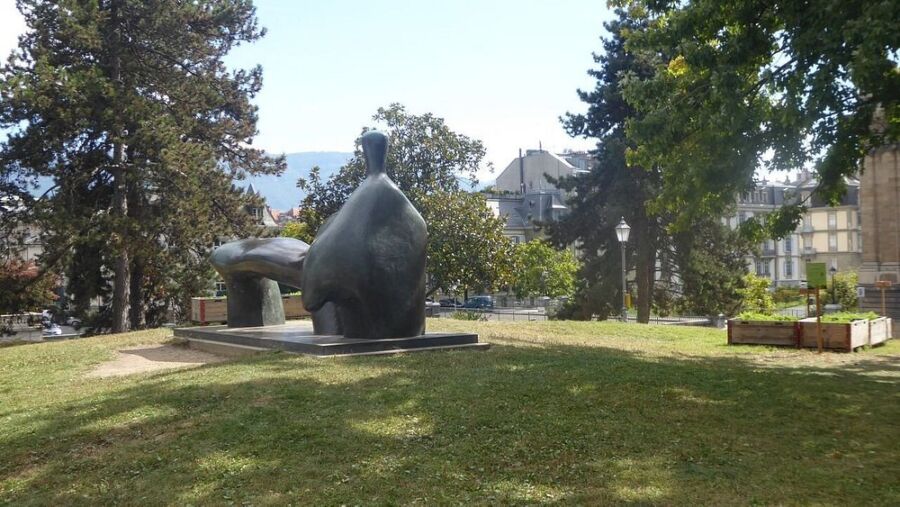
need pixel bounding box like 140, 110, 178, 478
805, 262, 828, 353
806, 262, 827, 289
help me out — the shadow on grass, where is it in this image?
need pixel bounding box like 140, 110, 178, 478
1, 341, 898, 505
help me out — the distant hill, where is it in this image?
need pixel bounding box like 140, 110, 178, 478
245, 152, 353, 210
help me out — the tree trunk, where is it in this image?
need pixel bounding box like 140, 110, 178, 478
110, 161, 130, 333
634, 212, 655, 324
109, 0, 130, 334
128, 256, 145, 330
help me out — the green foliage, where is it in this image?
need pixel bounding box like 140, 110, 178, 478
738, 273, 775, 315
736, 312, 797, 322
773, 287, 801, 304
0, 260, 59, 314
668, 220, 751, 316
549, 9, 660, 322
831, 271, 859, 310
280, 221, 314, 244
550, 9, 750, 321
449, 310, 488, 321
511, 241, 579, 299
419, 191, 515, 295
0, 0, 282, 331
821, 311, 878, 323
297, 104, 513, 295
619, 0, 899, 235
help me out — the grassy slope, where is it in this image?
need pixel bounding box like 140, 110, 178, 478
0, 321, 898, 505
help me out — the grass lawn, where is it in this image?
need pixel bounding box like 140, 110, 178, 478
1, 320, 898, 505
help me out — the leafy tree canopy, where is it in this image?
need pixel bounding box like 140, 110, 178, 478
618, 0, 899, 235
0, 259, 59, 314
511, 240, 579, 299
0, 0, 280, 330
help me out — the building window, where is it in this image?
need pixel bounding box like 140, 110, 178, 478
784, 259, 793, 277
784, 237, 792, 253
828, 232, 837, 252
738, 211, 746, 224
827, 211, 837, 230
846, 210, 853, 227
847, 233, 853, 251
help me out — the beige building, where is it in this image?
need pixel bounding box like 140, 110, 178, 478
486, 148, 588, 243
494, 149, 587, 195
858, 143, 900, 285
725, 171, 862, 286
857, 142, 899, 327
795, 173, 862, 273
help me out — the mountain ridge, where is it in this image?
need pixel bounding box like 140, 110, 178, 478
245, 151, 353, 210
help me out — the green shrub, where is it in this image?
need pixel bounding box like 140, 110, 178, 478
450, 310, 488, 321
821, 311, 877, 323
738, 273, 775, 314
773, 287, 801, 304
736, 312, 797, 322
830, 271, 858, 309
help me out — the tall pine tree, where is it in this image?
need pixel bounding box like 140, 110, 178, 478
550, 9, 750, 321
0, 0, 282, 331
549, 10, 662, 323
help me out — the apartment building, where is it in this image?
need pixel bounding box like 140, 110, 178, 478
725, 171, 862, 287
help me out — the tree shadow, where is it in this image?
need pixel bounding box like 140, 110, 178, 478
1, 340, 898, 505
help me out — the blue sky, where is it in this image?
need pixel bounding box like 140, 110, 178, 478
0, 0, 614, 180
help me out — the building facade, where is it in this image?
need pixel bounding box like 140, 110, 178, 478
486, 148, 588, 242
725, 171, 862, 287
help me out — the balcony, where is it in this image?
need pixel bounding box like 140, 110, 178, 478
760, 248, 776, 257
802, 246, 817, 256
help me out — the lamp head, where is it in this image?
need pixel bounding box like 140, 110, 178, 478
615, 217, 631, 243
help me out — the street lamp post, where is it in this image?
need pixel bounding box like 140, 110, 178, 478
830, 266, 837, 305
615, 217, 631, 323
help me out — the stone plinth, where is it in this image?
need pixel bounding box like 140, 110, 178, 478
173, 320, 487, 357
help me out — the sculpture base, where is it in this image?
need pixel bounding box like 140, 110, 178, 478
173, 320, 487, 357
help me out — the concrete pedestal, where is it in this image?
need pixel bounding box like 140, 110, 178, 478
174, 320, 487, 357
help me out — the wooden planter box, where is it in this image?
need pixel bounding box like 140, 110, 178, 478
727, 319, 800, 347
191, 295, 308, 324
798, 318, 871, 352
282, 294, 309, 319
191, 297, 228, 324
867, 317, 892, 346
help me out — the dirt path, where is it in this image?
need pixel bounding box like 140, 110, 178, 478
86, 344, 227, 378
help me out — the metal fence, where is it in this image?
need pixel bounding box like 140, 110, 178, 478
434, 307, 720, 326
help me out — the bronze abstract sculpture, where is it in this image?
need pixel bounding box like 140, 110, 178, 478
210, 131, 427, 339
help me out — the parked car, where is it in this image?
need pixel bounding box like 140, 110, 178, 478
64, 316, 82, 329
439, 298, 461, 308
462, 296, 494, 309
425, 299, 441, 309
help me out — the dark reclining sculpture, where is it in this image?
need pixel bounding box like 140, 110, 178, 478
210, 130, 427, 339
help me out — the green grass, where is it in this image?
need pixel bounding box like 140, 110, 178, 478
1, 321, 898, 505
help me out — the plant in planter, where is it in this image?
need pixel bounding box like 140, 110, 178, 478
799, 311, 890, 351
728, 311, 800, 347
